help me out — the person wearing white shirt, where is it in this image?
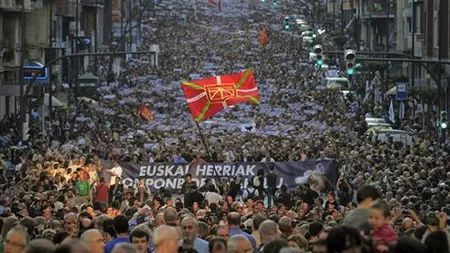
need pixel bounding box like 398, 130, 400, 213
204, 185, 223, 205
260, 153, 275, 162
108, 161, 123, 185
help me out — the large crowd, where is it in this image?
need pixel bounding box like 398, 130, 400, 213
0, 0, 448, 253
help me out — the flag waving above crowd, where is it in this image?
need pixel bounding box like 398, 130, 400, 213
181, 68, 260, 122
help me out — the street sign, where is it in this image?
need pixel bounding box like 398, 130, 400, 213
396, 82, 408, 100
23, 65, 48, 81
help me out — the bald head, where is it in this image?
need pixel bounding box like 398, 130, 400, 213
401, 217, 414, 231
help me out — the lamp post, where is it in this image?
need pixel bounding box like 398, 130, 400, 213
19, 0, 26, 139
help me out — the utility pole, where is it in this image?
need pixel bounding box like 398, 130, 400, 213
94, 0, 99, 75
386, 0, 390, 75
75, 0, 79, 99
48, 0, 53, 123
411, 0, 415, 87
340, 0, 344, 41
19, 0, 26, 140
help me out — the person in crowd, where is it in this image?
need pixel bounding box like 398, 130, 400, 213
266, 166, 278, 208
153, 225, 179, 253
80, 229, 105, 253
111, 243, 137, 253
104, 215, 130, 253
129, 229, 150, 253
227, 234, 253, 253
95, 177, 110, 211
287, 234, 308, 251
208, 237, 227, 253
25, 238, 56, 253
107, 161, 123, 186
343, 185, 381, 231
369, 200, 398, 252
258, 220, 281, 252
179, 217, 208, 253
4, 226, 29, 253
227, 212, 256, 248
252, 214, 267, 248
63, 213, 79, 238
181, 174, 197, 208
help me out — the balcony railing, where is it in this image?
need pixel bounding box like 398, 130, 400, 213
0, 0, 33, 12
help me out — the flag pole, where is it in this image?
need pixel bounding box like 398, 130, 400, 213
194, 121, 222, 187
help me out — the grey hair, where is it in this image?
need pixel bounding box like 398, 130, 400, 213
259, 220, 280, 237
0, 216, 19, 242
279, 247, 303, 253
7, 225, 30, 245
153, 225, 178, 247
227, 234, 251, 253
111, 243, 138, 253
25, 238, 56, 253
80, 229, 102, 243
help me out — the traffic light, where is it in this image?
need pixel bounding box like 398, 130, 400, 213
261, 0, 266, 2
284, 17, 290, 30
273, 0, 277, 6
344, 49, 356, 75
313, 44, 324, 66
441, 111, 448, 129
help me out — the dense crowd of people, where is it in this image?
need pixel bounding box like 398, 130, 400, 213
0, 0, 448, 252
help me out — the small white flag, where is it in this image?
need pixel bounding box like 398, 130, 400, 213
388, 99, 395, 124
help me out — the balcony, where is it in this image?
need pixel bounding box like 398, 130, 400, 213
0, 0, 34, 12
359, 0, 396, 19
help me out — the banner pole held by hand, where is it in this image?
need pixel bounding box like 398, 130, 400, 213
195, 121, 222, 184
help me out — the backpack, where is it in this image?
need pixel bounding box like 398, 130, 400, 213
253, 176, 260, 187
246, 188, 258, 201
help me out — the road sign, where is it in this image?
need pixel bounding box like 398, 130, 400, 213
396, 82, 408, 100
23, 65, 48, 81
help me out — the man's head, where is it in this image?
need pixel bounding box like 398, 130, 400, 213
163, 207, 179, 226
129, 229, 149, 253
227, 234, 253, 253
80, 229, 104, 253
227, 212, 241, 228
259, 220, 281, 245
253, 214, 267, 231
111, 243, 137, 253
185, 174, 192, 182
113, 215, 129, 234
180, 217, 199, 243
154, 212, 165, 228
153, 225, 180, 253
216, 225, 230, 239
278, 216, 293, 235
356, 185, 381, 206
63, 213, 79, 237
4, 226, 29, 253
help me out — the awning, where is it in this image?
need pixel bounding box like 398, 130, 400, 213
43, 94, 67, 108
387, 86, 396, 95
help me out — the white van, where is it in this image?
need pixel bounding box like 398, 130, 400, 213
369, 129, 414, 147
324, 77, 349, 90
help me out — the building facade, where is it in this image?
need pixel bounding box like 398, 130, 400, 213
0, 0, 104, 120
